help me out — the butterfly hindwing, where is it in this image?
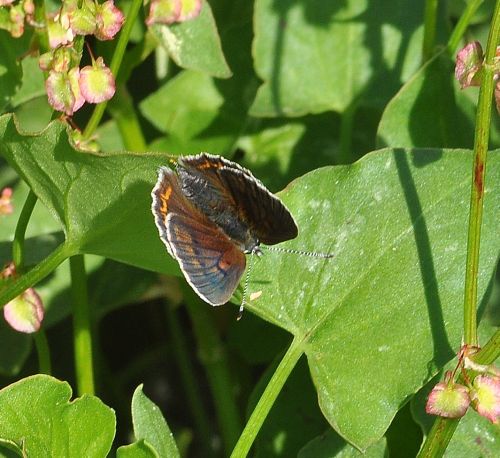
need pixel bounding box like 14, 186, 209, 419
166, 212, 246, 305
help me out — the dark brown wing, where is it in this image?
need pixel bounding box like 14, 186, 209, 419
178, 154, 298, 245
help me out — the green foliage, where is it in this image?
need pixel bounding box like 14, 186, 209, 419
0, 0, 499, 456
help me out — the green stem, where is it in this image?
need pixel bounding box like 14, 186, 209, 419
166, 304, 215, 456
70, 254, 95, 396
231, 337, 304, 458
34, 330, 52, 374
107, 84, 147, 151
12, 190, 37, 272
474, 328, 500, 365
82, 0, 144, 139
0, 242, 74, 309
463, 0, 500, 347
33, 0, 49, 53
183, 287, 241, 455
418, 3, 500, 457
338, 102, 357, 164
422, 0, 439, 61
447, 0, 484, 54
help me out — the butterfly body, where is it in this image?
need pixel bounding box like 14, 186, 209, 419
151, 153, 298, 306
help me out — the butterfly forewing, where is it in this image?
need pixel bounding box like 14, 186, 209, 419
179, 154, 298, 246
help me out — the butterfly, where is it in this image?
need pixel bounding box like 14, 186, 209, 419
151, 153, 330, 311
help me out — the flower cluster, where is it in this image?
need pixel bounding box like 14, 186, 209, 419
455, 41, 500, 113
426, 346, 500, 423
39, 0, 124, 116
146, 0, 203, 26
1, 262, 44, 334
0, 0, 31, 37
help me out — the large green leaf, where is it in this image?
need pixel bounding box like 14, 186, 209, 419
0, 375, 115, 457
151, 1, 231, 78
0, 115, 178, 275
0, 115, 499, 449
251, 0, 423, 116
242, 149, 499, 448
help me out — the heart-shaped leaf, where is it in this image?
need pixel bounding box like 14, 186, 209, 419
244, 149, 499, 448
0, 375, 115, 457
0, 114, 178, 275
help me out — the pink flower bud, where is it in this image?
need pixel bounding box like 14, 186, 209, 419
4, 288, 44, 333
472, 375, 500, 423
46, 67, 85, 115
0, 187, 13, 216
426, 381, 470, 418
455, 41, 484, 89
70, 0, 97, 36
178, 0, 203, 22
23, 0, 35, 15
9, 4, 25, 38
79, 57, 115, 103
146, 0, 181, 26
0, 0, 15, 6
47, 12, 75, 48
95, 0, 124, 40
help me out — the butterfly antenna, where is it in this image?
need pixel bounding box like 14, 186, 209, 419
264, 246, 334, 258
237, 252, 256, 320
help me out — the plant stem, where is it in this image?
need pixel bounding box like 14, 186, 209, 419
107, 84, 147, 151
166, 304, 215, 456
183, 286, 241, 455
447, 0, 484, 54
12, 190, 37, 272
0, 242, 74, 309
474, 328, 500, 365
422, 0, 439, 61
70, 254, 95, 396
231, 337, 303, 458
418, 3, 500, 457
338, 102, 357, 164
463, 0, 500, 348
83, 0, 144, 139
33, 0, 49, 53
34, 330, 52, 374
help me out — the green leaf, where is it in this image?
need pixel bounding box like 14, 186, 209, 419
251, 0, 422, 116
0, 31, 22, 112
117, 439, 159, 458
244, 148, 499, 449
131, 384, 180, 458
151, 2, 231, 78
0, 114, 178, 275
377, 52, 475, 148
0, 375, 115, 457
139, 70, 224, 138
0, 319, 31, 376
298, 431, 387, 457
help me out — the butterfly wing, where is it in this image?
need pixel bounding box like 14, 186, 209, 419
152, 166, 245, 305
166, 212, 246, 305
178, 154, 298, 245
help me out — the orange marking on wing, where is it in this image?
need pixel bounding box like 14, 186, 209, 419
159, 186, 172, 214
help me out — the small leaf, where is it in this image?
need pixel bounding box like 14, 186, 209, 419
0, 375, 115, 457
151, 1, 231, 78
117, 439, 159, 458
131, 384, 180, 458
